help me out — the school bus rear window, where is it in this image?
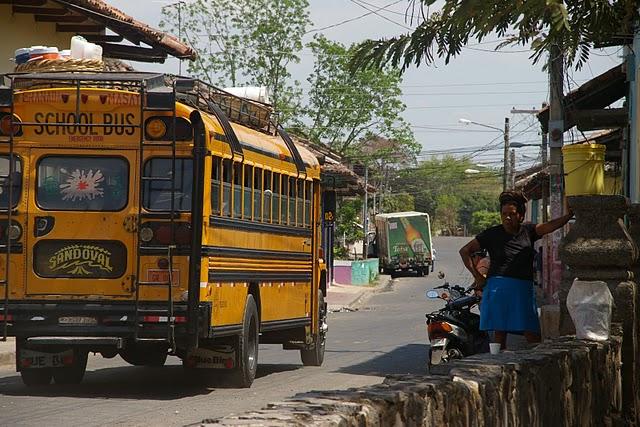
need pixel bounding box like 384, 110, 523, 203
142, 158, 193, 211
0, 155, 22, 209
36, 156, 129, 211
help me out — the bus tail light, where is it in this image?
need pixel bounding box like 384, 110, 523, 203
142, 315, 186, 323
0, 114, 22, 136
6, 224, 21, 241
139, 226, 154, 242
140, 222, 191, 246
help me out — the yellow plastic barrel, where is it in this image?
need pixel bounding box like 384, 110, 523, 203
562, 143, 605, 196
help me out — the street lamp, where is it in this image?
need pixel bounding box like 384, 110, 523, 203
459, 117, 510, 191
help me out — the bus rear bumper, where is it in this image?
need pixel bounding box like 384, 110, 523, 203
1, 301, 212, 340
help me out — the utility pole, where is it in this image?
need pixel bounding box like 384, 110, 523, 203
510, 149, 516, 190
362, 165, 368, 259
503, 117, 510, 191
541, 103, 549, 222
548, 44, 565, 304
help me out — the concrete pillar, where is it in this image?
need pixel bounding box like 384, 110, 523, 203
559, 195, 638, 424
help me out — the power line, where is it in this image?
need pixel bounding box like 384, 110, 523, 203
305, 0, 404, 34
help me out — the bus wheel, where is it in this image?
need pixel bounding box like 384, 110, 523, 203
53, 350, 88, 384
21, 368, 53, 386
228, 295, 259, 388
301, 290, 326, 366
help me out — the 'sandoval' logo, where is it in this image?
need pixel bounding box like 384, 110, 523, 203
48, 244, 113, 275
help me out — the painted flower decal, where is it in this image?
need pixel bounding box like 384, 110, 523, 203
60, 169, 104, 202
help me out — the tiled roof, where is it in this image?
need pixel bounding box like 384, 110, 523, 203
7, 0, 196, 63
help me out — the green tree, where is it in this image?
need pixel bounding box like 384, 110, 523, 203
470, 210, 501, 235
161, 0, 309, 123
390, 156, 501, 233
302, 35, 415, 156
380, 192, 415, 213
351, 1, 638, 71
238, 0, 309, 123
335, 198, 364, 255
160, 0, 244, 87
434, 193, 460, 235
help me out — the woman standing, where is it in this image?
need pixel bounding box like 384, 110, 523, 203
459, 191, 573, 349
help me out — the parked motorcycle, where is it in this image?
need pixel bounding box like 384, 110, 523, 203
426, 274, 489, 367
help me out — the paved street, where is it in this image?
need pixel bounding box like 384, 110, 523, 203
0, 237, 473, 426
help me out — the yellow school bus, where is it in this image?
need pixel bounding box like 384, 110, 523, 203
0, 72, 329, 387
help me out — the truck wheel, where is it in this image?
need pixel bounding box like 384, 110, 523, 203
53, 350, 88, 384
228, 295, 259, 388
301, 290, 327, 366
21, 368, 53, 386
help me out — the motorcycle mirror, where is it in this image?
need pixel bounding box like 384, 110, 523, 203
437, 271, 445, 279
426, 290, 439, 299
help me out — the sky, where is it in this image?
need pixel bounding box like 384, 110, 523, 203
107, 0, 624, 171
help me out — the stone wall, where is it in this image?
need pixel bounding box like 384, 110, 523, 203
204, 338, 622, 426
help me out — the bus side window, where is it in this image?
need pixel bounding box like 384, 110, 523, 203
297, 179, 304, 227
222, 159, 232, 216
211, 156, 221, 215
289, 176, 296, 226
263, 170, 272, 223
280, 175, 288, 224
305, 181, 312, 228
272, 173, 280, 224
233, 162, 242, 218
253, 167, 262, 221
243, 164, 252, 219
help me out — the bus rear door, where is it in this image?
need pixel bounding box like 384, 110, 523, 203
25, 149, 137, 297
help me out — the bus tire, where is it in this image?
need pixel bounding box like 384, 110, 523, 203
228, 295, 259, 388
21, 368, 53, 386
53, 350, 88, 384
301, 290, 326, 367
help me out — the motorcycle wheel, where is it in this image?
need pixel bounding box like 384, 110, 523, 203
441, 346, 464, 363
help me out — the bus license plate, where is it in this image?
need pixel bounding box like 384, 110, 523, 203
59, 316, 97, 325
147, 269, 179, 286
19, 349, 74, 369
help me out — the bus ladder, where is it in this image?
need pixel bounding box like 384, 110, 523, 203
133, 80, 179, 351
0, 79, 16, 341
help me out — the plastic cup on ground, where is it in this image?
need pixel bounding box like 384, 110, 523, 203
489, 343, 501, 355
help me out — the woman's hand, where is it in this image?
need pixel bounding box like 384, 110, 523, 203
474, 274, 486, 290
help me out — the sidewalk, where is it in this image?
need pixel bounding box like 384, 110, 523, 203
326, 274, 391, 312
0, 337, 14, 367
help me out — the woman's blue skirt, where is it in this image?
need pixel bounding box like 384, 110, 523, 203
479, 276, 540, 333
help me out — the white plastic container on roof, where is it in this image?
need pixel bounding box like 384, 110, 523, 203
223, 86, 271, 104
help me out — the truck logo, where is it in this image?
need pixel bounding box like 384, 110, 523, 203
49, 244, 113, 275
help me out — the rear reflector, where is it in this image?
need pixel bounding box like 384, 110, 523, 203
0, 314, 13, 321
142, 315, 186, 323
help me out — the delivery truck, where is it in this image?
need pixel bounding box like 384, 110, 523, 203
375, 211, 433, 278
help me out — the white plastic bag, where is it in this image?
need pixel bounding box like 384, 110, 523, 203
566, 279, 613, 341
